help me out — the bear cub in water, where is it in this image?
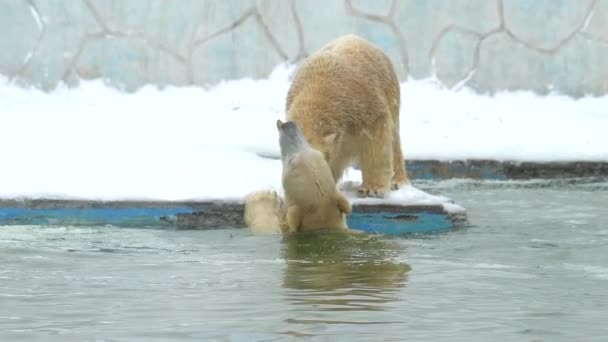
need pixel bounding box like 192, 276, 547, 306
244, 120, 351, 234
277, 120, 351, 233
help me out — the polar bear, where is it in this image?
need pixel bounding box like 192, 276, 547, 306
285, 34, 409, 198
243, 120, 351, 234
277, 120, 351, 233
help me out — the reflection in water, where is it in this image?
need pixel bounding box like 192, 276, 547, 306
281, 231, 410, 313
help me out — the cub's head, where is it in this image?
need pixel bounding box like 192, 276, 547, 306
276, 120, 304, 141
277, 120, 309, 160
276, 120, 342, 166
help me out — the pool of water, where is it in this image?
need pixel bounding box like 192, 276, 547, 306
1, 178, 607, 341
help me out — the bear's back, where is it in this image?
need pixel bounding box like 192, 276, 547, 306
286, 35, 400, 133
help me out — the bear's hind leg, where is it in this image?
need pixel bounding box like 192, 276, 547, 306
244, 190, 282, 234
358, 125, 393, 198
390, 118, 409, 189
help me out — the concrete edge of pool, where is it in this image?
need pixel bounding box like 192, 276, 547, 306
0, 199, 468, 236
252, 158, 608, 180
391, 160, 608, 180
2, 160, 606, 235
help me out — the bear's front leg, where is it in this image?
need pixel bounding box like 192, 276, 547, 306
335, 191, 352, 215
285, 205, 302, 233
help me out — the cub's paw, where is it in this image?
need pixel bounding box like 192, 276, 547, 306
357, 186, 387, 198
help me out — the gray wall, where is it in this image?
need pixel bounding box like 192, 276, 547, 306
1, 0, 607, 96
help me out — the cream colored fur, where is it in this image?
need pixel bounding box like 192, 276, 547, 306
243, 190, 282, 234
286, 34, 409, 198
243, 120, 352, 234
279, 135, 351, 233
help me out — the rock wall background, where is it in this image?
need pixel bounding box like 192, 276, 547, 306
1, 0, 607, 96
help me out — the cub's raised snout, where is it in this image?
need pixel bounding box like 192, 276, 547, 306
277, 119, 310, 161
277, 120, 303, 138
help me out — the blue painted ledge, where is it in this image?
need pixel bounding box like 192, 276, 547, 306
0, 200, 467, 236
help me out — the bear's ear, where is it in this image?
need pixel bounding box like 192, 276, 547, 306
323, 133, 337, 144
276, 119, 284, 130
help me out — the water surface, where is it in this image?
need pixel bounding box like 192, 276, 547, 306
1, 178, 607, 341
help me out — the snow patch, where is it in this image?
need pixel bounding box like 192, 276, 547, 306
1, 64, 607, 202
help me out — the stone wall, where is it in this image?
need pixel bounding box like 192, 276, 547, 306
1, 0, 607, 96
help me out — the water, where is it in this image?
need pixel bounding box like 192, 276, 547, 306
1, 179, 607, 341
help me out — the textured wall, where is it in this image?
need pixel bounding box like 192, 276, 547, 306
1, 0, 607, 96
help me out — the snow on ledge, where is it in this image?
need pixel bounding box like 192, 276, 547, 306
1, 64, 607, 201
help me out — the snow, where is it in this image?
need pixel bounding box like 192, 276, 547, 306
1, 64, 607, 208
404, 79, 608, 162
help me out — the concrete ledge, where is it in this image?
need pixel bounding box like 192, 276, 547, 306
407, 160, 608, 180
0, 199, 467, 235
3, 160, 605, 234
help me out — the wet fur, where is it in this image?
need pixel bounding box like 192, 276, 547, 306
243, 121, 352, 234
244, 190, 282, 234
286, 34, 409, 198
277, 120, 351, 233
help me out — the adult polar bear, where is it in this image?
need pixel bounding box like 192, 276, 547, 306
244, 34, 408, 233
286, 34, 409, 198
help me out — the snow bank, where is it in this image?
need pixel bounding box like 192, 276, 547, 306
1, 64, 606, 203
